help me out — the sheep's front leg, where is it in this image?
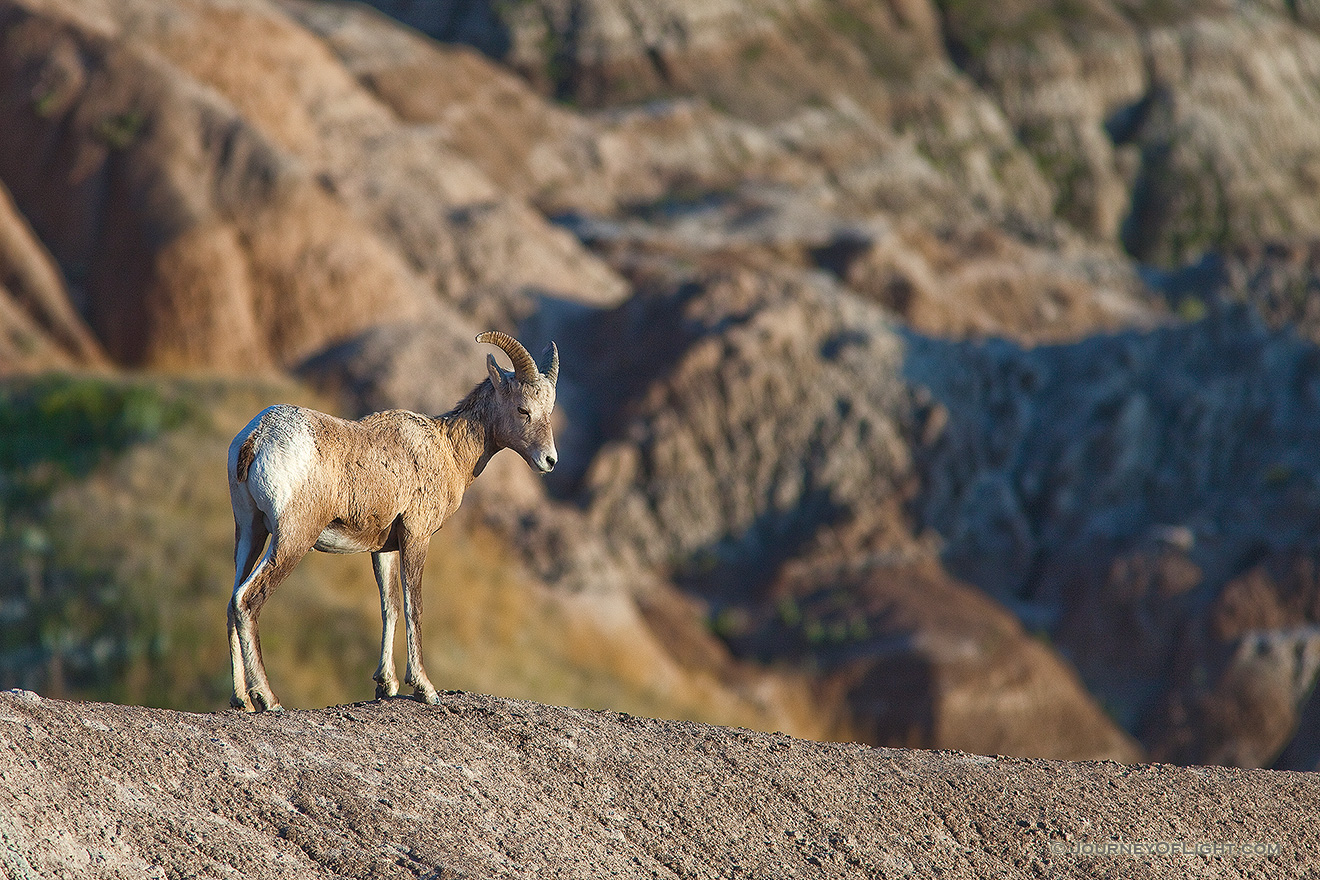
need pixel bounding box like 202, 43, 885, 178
398, 531, 439, 705
371, 550, 402, 699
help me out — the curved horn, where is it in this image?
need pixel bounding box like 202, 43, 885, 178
476, 331, 539, 383
540, 342, 559, 386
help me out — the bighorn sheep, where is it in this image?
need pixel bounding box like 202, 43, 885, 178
226, 331, 558, 712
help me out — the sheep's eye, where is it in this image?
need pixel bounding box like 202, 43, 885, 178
517, 407, 530, 418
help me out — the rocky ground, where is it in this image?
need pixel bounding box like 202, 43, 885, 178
0, 688, 1315, 879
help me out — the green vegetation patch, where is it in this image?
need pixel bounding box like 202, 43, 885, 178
95, 110, 147, 149
937, 0, 1112, 66
821, 1, 919, 81
0, 375, 191, 506
0, 375, 196, 702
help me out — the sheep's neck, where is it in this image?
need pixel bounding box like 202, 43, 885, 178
443, 411, 496, 485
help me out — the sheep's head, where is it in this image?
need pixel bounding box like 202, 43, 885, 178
477, 331, 559, 473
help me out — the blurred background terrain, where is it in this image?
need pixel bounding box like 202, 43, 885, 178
4, 0, 1320, 769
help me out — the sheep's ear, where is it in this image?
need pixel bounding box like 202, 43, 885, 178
539, 342, 559, 386
487, 353, 506, 389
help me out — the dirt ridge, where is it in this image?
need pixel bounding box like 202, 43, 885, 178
0, 689, 1313, 878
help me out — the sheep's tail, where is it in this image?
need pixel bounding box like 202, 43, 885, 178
235, 435, 257, 483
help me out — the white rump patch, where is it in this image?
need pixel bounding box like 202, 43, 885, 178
247, 412, 317, 520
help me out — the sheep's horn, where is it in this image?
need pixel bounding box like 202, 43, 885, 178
476, 331, 540, 383
540, 342, 559, 386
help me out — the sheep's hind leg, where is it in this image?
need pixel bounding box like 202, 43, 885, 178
398, 532, 439, 705
229, 515, 268, 710
371, 550, 402, 699
232, 526, 317, 712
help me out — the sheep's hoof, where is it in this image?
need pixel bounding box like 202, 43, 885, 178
249, 689, 283, 713
230, 693, 255, 712
375, 680, 399, 700
412, 685, 441, 705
